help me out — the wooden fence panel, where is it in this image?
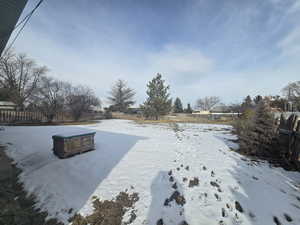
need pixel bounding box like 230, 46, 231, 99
278, 114, 300, 162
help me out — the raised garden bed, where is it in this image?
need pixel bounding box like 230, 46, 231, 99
52, 132, 96, 158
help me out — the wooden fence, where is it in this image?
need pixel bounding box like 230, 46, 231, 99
277, 114, 300, 163
0, 110, 64, 124
0, 110, 104, 124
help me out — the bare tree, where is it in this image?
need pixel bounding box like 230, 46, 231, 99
0, 50, 47, 109
32, 76, 68, 122
282, 81, 300, 111
107, 79, 135, 112
196, 96, 221, 111
66, 85, 101, 121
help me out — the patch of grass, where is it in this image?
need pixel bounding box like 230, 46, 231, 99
0, 146, 63, 225
112, 112, 234, 125
69, 192, 139, 225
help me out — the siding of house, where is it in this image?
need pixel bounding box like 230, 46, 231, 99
0, 0, 28, 55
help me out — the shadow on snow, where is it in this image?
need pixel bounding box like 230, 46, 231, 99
1, 125, 146, 222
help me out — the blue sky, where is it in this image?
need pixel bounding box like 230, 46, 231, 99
11, 0, 300, 107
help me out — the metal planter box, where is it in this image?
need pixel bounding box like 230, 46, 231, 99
52, 132, 96, 158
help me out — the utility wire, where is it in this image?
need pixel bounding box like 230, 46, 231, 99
3, 0, 45, 53
14, 0, 44, 29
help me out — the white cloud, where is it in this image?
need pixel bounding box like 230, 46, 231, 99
289, 0, 300, 13
9, 0, 300, 108
147, 44, 214, 76
278, 27, 300, 57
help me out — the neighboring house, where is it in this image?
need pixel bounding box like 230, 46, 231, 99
192, 110, 210, 115
0, 0, 28, 55
210, 105, 230, 113
89, 105, 102, 113
0, 101, 16, 110
126, 107, 143, 114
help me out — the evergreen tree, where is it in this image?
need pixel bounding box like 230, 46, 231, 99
107, 79, 135, 112
239, 101, 276, 156
253, 95, 263, 104
174, 97, 183, 113
185, 103, 193, 113
241, 95, 253, 112
141, 73, 172, 120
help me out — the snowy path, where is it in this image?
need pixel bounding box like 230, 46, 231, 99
1, 120, 300, 225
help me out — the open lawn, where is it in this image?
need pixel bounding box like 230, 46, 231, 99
1, 120, 300, 225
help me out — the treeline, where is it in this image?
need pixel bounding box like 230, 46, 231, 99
0, 50, 100, 122
106, 74, 193, 119
1, 50, 300, 123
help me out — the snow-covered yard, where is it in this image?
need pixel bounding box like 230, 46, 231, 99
1, 120, 300, 225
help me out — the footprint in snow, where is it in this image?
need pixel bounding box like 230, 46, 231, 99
232, 213, 243, 225
283, 213, 292, 222
222, 208, 228, 217
214, 193, 222, 201
226, 203, 233, 211
211, 171, 215, 177
273, 216, 282, 225
210, 181, 220, 188
248, 211, 256, 220
235, 201, 244, 213
219, 220, 226, 225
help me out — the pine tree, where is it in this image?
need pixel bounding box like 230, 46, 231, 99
174, 97, 183, 113
141, 73, 172, 120
253, 95, 263, 105
185, 103, 193, 113
241, 95, 253, 112
239, 101, 276, 156
107, 79, 135, 112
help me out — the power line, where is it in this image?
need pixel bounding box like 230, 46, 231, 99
4, 0, 45, 53
15, 0, 44, 30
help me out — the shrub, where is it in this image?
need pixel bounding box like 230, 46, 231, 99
235, 101, 277, 157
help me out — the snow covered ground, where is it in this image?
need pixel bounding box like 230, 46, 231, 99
1, 120, 300, 225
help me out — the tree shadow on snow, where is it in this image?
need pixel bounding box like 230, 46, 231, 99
2, 125, 146, 222
146, 171, 187, 225
216, 137, 300, 225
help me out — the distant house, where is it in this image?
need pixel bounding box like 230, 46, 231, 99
0, 101, 16, 110
192, 110, 210, 115
89, 105, 102, 113
210, 105, 230, 113
126, 107, 143, 114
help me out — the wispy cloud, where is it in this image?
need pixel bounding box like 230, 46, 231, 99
278, 27, 300, 57
9, 0, 300, 106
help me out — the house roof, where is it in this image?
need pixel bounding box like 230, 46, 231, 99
0, 0, 28, 55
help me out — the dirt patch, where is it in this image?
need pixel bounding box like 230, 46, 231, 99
164, 191, 186, 207
188, 177, 199, 188
70, 192, 139, 225
0, 145, 63, 225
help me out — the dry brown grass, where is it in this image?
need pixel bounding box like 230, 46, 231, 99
112, 113, 234, 125
0, 146, 63, 225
